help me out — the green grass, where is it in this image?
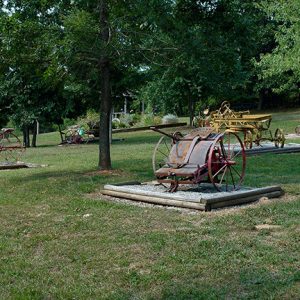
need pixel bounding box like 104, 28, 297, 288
0, 111, 300, 299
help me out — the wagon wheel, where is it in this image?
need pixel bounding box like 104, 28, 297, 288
274, 128, 285, 148
0, 131, 25, 162
208, 131, 246, 192
244, 130, 253, 149
152, 135, 174, 174
220, 101, 230, 112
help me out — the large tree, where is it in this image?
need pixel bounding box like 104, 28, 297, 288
139, 0, 274, 117
60, 0, 175, 169
0, 0, 80, 146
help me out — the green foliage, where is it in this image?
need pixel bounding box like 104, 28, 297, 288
77, 110, 99, 130
139, 114, 162, 127
256, 0, 300, 99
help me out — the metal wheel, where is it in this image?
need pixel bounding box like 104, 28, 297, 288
152, 135, 174, 174
244, 130, 253, 149
274, 128, 285, 148
0, 131, 25, 162
208, 131, 246, 192
220, 101, 230, 112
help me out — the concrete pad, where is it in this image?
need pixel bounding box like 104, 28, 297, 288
101, 182, 284, 211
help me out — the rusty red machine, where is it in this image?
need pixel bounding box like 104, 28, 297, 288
151, 127, 246, 192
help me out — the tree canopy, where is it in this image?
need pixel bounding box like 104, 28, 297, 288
0, 0, 299, 167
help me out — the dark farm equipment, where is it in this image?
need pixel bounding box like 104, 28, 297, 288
151, 127, 246, 192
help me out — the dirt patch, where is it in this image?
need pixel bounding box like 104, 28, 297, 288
255, 224, 282, 230
84, 169, 129, 177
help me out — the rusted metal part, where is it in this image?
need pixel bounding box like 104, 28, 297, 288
151, 127, 246, 193
0, 128, 25, 162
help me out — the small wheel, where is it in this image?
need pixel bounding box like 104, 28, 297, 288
152, 135, 174, 174
220, 101, 230, 112
208, 131, 246, 192
244, 130, 253, 149
274, 128, 285, 148
0, 131, 25, 162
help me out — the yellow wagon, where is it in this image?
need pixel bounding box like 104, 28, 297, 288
210, 101, 285, 149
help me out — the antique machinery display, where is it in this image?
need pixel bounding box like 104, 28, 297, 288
209, 101, 285, 149
151, 126, 246, 193
0, 128, 25, 161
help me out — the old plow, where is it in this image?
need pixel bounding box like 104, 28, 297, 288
151, 127, 246, 193
209, 101, 285, 149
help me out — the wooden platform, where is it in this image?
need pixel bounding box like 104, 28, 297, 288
101, 182, 284, 211
0, 162, 48, 170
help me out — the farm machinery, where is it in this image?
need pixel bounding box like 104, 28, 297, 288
151, 126, 246, 193
0, 128, 25, 162
208, 101, 285, 149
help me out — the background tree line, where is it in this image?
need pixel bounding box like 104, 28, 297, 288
0, 0, 299, 168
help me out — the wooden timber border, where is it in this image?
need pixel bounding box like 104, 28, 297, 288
101, 183, 284, 211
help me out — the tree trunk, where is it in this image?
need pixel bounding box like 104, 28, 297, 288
58, 124, 65, 144
31, 120, 37, 147
23, 126, 30, 147
257, 92, 263, 111
188, 93, 195, 126
98, 0, 112, 170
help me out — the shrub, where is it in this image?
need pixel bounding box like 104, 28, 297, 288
77, 110, 99, 130
119, 114, 133, 128
162, 114, 178, 124
139, 114, 154, 126
112, 118, 120, 129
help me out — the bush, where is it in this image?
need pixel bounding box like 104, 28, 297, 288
139, 113, 162, 127
131, 113, 141, 124
77, 110, 99, 130
112, 118, 120, 129
119, 114, 133, 128
162, 114, 178, 124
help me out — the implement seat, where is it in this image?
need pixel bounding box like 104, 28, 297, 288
155, 130, 215, 178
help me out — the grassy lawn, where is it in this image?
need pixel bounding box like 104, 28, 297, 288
0, 110, 300, 299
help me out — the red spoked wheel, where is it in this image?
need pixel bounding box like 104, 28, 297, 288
0, 130, 25, 162
208, 132, 246, 191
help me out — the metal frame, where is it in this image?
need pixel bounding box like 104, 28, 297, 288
151, 127, 246, 192
210, 101, 285, 148
0, 128, 25, 162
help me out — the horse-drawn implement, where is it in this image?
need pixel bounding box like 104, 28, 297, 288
209, 101, 285, 149
151, 126, 246, 193
0, 128, 25, 161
